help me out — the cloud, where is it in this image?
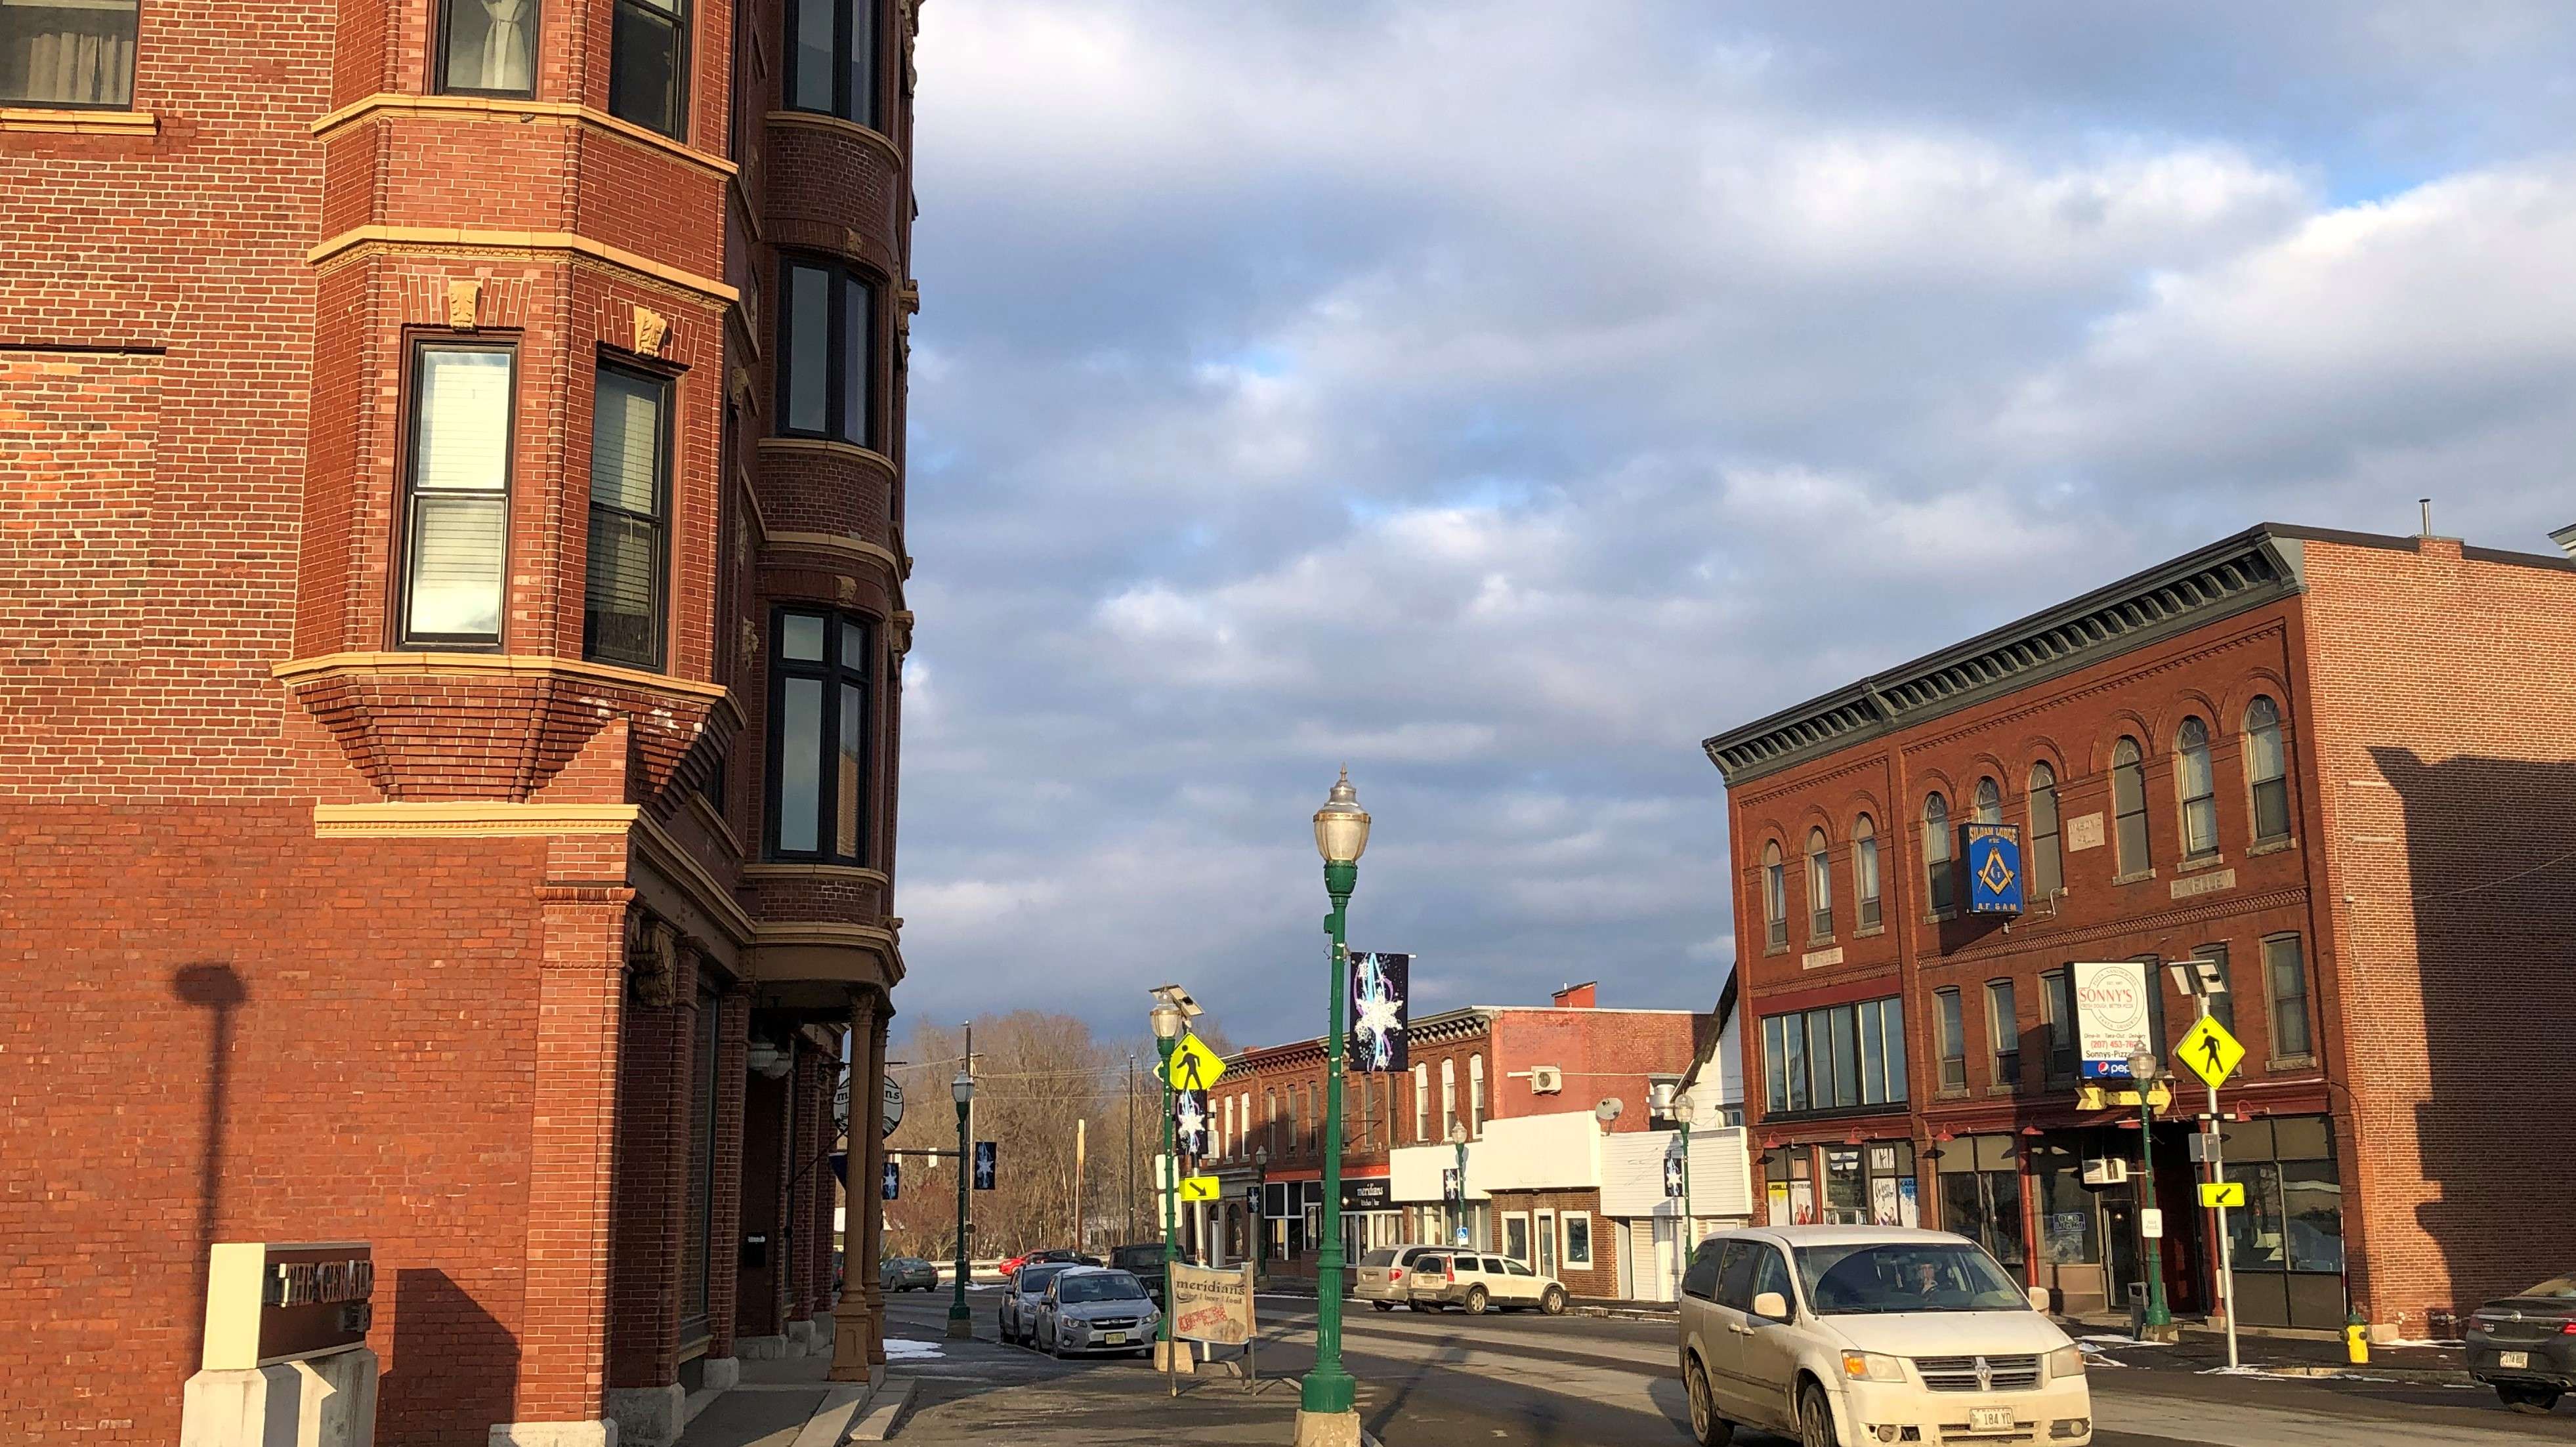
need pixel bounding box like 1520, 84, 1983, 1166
889, 0, 2576, 1040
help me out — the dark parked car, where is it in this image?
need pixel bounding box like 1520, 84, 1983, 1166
2468, 1273, 2576, 1414
879, 1255, 938, 1292
1110, 1242, 1173, 1305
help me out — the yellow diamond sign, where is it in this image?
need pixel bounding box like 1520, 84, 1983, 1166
1160, 1034, 1229, 1091
1177, 1175, 1222, 1203
2174, 1016, 2245, 1091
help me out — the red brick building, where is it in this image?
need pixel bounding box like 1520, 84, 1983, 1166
1704, 523, 2576, 1337
1187, 984, 1716, 1302
2, 0, 919, 1440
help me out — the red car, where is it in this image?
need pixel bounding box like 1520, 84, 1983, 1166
1000, 1248, 1099, 1281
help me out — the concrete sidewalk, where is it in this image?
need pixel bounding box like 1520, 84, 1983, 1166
673, 1347, 906, 1447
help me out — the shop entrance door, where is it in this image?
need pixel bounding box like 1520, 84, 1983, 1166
2101, 1185, 2143, 1311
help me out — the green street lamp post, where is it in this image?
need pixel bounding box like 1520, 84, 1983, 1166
1446, 1122, 1469, 1245
2128, 1051, 2175, 1339
1298, 768, 1370, 1447
948, 1067, 974, 1339
1151, 1000, 1185, 1369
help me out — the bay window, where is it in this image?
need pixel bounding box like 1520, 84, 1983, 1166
786, 0, 878, 127
767, 609, 872, 864
778, 257, 877, 447
583, 362, 671, 669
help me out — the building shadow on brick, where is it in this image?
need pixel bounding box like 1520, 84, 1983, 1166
385, 1267, 520, 1442
172, 961, 246, 1345
2371, 747, 2576, 1328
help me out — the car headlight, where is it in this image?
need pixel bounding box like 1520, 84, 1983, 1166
2046, 1345, 2086, 1380
1840, 1351, 1907, 1383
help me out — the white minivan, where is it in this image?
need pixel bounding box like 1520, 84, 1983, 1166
1676, 1225, 2092, 1447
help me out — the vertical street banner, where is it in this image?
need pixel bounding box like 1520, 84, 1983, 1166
1662, 1148, 1685, 1200
881, 1160, 900, 1201
2073, 959, 2153, 1078
1350, 950, 1411, 1072
973, 1140, 998, 1190
1174, 1088, 1210, 1157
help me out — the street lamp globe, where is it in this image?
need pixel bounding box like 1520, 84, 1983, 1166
1672, 1096, 1697, 1127
1313, 767, 1372, 865
1255, 1146, 1269, 1169
1446, 1122, 1468, 1147
1150, 1001, 1185, 1041
951, 1068, 975, 1106
2126, 1051, 2159, 1083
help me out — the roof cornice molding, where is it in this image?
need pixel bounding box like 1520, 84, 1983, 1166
1703, 526, 2312, 786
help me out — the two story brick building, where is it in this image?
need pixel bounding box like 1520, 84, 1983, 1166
2, 0, 924, 1441
1703, 522, 2576, 1336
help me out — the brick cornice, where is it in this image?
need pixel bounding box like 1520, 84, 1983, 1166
311, 93, 738, 178
305, 226, 739, 305
274, 650, 746, 732
312, 801, 641, 836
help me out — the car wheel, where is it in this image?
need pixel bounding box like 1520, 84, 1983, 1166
1800, 1381, 1841, 1447
1685, 1354, 1735, 1446
1466, 1286, 1490, 1314
2500, 1385, 2563, 1414
1047, 1325, 1064, 1358
1540, 1285, 1567, 1316
1373, 1301, 1395, 1311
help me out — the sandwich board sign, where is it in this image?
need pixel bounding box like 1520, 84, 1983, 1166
2073, 960, 2153, 1080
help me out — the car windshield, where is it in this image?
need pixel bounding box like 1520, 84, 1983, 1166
1061, 1272, 1148, 1304
1795, 1242, 2029, 1316
1116, 1246, 1164, 1267
1019, 1265, 1072, 1295
2521, 1275, 2576, 1299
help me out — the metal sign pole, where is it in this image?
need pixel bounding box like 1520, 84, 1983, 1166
2200, 993, 2240, 1371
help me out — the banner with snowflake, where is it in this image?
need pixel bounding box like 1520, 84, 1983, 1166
1349, 951, 1410, 1072
1173, 1088, 1210, 1157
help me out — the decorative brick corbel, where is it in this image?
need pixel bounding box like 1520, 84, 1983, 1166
632, 304, 671, 356
446, 279, 482, 330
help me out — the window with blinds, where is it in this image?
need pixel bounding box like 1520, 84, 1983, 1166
2, 0, 139, 107
584, 364, 670, 669
402, 345, 516, 646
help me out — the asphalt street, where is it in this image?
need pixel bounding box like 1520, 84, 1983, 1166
881, 1288, 2576, 1447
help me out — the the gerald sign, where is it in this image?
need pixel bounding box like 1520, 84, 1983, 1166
2073, 960, 2153, 1079
201, 1242, 375, 1370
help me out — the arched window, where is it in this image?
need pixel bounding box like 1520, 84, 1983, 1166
1806, 827, 1833, 938
1266, 1087, 1279, 1158
2029, 763, 2063, 898
1762, 841, 1787, 948
1924, 793, 1955, 914
1853, 814, 1882, 929
2247, 696, 2290, 843
1469, 1054, 1486, 1137
1974, 777, 2002, 825
2178, 719, 2218, 858
2112, 738, 2150, 873
1440, 1057, 1458, 1139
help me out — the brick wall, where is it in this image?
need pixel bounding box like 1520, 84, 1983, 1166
1487, 1188, 1619, 1299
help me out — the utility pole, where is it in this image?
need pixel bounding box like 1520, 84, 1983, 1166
1126, 1054, 1137, 1242
1074, 1117, 1087, 1253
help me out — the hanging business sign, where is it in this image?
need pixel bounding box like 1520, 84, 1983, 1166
1349, 952, 1412, 1072
1341, 1177, 1391, 1212
2073, 960, 2153, 1079
1962, 824, 2024, 913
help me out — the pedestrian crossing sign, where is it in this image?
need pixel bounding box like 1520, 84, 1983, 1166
1160, 1034, 1229, 1091
2174, 1016, 2244, 1090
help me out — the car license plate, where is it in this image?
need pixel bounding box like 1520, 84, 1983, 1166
2501, 1351, 2529, 1370
1969, 1407, 2015, 1433
1105, 1332, 1127, 1345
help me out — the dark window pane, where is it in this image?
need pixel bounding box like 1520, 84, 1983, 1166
836, 680, 863, 857
849, 0, 876, 125
1937, 990, 1965, 1089
786, 264, 830, 432
1858, 1003, 1883, 1106
610, 0, 685, 137
777, 677, 823, 852
2280, 1161, 2344, 1272
2252, 778, 2291, 843
1829, 1005, 1859, 1108
841, 274, 870, 444
1880, 999, 1907, 1102
1783, 1019, 1808, 1112
2266, 934, 2311, 1056
442, 0, 538, 94
583, 509, 662, 665
1, 0, 139, 106
1763, 1016, 1788, 1114
790, 0, 834, 110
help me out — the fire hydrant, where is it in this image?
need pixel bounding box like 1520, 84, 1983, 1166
2345, 1312, 2370, 1365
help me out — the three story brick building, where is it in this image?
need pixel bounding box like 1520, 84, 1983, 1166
2, 0, 922, 1441
1704, 522, 2576, 1337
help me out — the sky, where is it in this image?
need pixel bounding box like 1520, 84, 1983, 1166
890, 1, 2576, 1044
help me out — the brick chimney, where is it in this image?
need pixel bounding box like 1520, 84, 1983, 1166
1551, 980, 1598, 1009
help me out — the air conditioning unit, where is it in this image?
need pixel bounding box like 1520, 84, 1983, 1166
2081, 1158, 2130, 1186
1529, 1066, 1563, 1095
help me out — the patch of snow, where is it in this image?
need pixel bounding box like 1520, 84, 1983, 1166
883, 1337, 945, 1360
2379, 1337, 2462, 1348
2078, 1334, 2168, 1348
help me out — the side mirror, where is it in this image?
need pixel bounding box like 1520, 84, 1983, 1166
2027, 1286, 2050, 1312
1750, 1290, 1790, 1321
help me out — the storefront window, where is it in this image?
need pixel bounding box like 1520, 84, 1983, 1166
2218, 1115, 2344, 1328
1823, 1146, 1867, 1223
2033, 1148, 2101, 1265
1937, 1135, 2025, 1273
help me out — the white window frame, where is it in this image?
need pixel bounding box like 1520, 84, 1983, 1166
1469, 1053, 1485, 1137
1412, 1062, 1428, 1143
1561, 1209, 1594, 1269
1441, 1057, 1457, 1139
1504, 1211, 1533, 1265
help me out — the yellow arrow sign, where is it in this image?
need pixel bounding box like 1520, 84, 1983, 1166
1177, 1175, 1222, 1202
2199, 1181, 2246, 1209
1160, 1034, 1229, 1091
2174, 1016, 2245, 1091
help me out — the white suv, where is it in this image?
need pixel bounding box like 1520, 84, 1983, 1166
1676, 1225, 2091, 1447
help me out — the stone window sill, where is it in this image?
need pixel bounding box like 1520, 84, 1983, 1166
1807, 934, 1836, 949
1934, 1087, 1971, 1102
2247, 836, 2297, 857
1764, 942, 1789, 957
2177, 853, 2228, 873
1927, 908, 1956, 923
2268, 1054, 2317, 1072
2111, 869, 2159, 886
1853, 924, 1886, 939
1, 106, 156, 135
